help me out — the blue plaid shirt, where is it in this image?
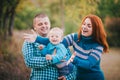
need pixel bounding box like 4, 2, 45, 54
22, 41, 76, 80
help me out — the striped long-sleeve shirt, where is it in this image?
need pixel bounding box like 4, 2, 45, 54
36, 33, 105, 80
63, 33, 105, 80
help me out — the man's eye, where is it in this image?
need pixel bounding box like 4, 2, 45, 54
38, 23, 43, 26
51, 35, 54, 37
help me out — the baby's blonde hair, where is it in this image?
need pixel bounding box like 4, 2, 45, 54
48, 27, 63, 38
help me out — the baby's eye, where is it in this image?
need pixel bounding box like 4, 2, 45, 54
56, 36, 58, 38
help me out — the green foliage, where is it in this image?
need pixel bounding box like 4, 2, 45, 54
64, 21, 78, 35
48, 0, 99, 33
15, 7, 41, 30
15, 0, 50, 30
48, 1, 62, 27
15, 1, 38, 29
65, 0, 98, 26
97, 0, 120, 19
96, 0, 120, 47
14, 0, 98, 30
105, 17, 120, 47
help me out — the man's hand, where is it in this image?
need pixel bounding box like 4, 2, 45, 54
58, 76, 66, 80
23, 29, 37, 43
46, 54, 52, 60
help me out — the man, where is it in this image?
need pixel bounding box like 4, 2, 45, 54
22, 13, 76, 80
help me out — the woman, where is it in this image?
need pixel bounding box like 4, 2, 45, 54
24, 14, 109, 80
62, 14, 109, 80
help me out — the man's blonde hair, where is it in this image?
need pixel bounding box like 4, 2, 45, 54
33, 13, 49, 27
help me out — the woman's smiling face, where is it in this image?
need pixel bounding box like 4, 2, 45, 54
81, 18, 93, 37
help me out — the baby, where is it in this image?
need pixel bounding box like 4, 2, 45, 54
40, 27, 74, 78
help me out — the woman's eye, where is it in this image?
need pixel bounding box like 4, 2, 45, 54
88, 26, 91, 28
83, 23, 85, 25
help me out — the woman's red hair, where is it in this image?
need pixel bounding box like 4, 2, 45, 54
78, 14, 109, 53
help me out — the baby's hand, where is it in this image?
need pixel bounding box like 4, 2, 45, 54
46, 54, 52, 60
38, 45, 44, 50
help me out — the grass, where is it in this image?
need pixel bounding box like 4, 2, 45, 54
101, 48, 120, 80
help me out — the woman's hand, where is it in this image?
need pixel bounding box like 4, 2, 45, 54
23, 29, 37, 43
66, 51, 76, 65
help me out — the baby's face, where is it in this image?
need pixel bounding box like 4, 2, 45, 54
49, 32, 62, 45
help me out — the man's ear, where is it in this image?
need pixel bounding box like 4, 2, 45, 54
34, 28, 36, 31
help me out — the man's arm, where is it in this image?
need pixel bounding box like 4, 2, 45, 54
22, 41, 52, 68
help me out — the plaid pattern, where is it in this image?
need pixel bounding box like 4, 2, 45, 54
22, 41, 76, 80
66, 66, 77, 80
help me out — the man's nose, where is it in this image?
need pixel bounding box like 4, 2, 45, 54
42, 24, 46, 28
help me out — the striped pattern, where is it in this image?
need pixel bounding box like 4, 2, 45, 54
63, 33, 105, 79
64, 33, 103, 61
63, 33, 104, 69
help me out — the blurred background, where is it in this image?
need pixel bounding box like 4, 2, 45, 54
0, 0, 120, 80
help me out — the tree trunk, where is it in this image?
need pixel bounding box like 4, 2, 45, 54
0, 0, 20, 40
0, 0, 4, 37
8, 0, 19, 36
3, 7, 10, 39
8, 7, 15, 36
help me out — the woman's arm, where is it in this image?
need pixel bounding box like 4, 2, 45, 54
73, 46, 103, 70
62, 33, 76, 48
